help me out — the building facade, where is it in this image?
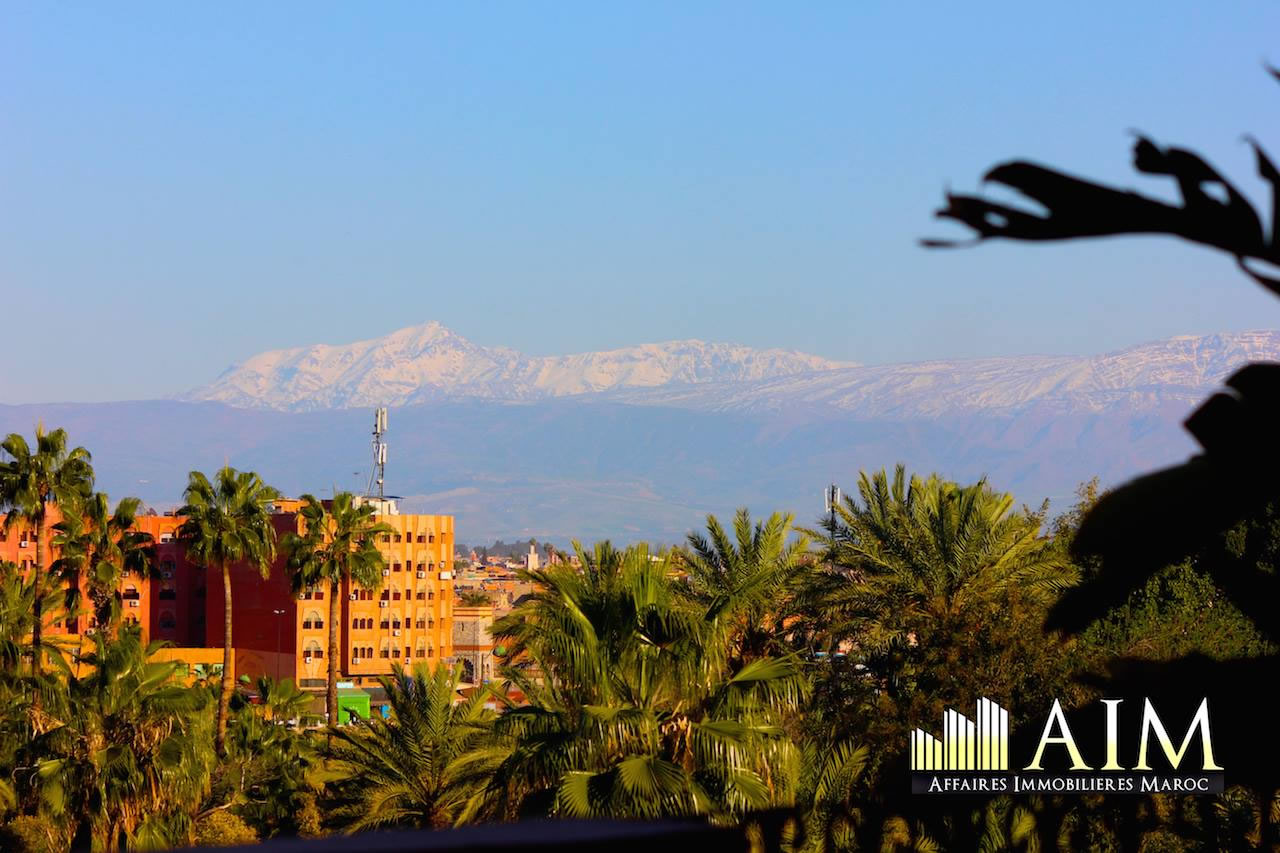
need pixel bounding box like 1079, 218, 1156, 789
3, 500, 456, 692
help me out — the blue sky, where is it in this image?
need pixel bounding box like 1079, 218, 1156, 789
4, 2, 1280, 402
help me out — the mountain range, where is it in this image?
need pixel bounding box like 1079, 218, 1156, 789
4, 324, 1276, 544
183, 322, 855, 411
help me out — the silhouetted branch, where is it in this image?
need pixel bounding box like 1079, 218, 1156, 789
927, 135, 1280, 297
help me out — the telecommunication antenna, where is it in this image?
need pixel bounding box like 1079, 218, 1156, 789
366, 407, 388, 498
823, 484, 841, 569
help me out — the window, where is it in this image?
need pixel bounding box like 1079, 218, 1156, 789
123, 585, 140, 600
380, 620, 390, 630
381, 535, 391, 543
303, 609, 323, 630
417, 534, 426, 543
393, 534, 402, 543
393, 562, 402, 572
159, 611, 176, 630
158, 587, 176, 600
304, 640, 323, 660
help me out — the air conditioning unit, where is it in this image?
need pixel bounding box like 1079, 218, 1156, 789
379, 601, 388, 608
84, 628, 96, 636
19, 540, 28, 548
352, 657, 361, 664
382, 568, 390, 576
304, 656, 312, 664
162, 571, 173, 579
393, 629, 401, 636
439, 571, 453, 581
416, 570, 425, 578
128, 600, 139, 608
349, 593, 357, 600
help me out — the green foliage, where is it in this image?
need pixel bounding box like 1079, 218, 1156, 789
490, 541, 806, 822
0, 426, 94, 675
676, 508, 808, 668
457, 589, 492, 607
1080, 561, 1273, 662
51, 493, 153, 638
328, 663, 504, 831
192, 810, 258, 847
30, 628, 216, 851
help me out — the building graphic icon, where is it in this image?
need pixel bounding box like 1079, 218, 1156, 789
911, 697, 1009, 771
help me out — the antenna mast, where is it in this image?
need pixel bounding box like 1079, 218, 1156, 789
366, 407, 388, 498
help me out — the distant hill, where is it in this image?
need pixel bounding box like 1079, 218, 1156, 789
7, 330, 1276, 544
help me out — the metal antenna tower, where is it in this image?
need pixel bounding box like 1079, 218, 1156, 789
823, 483, 841, 569
366, 407, 388, 498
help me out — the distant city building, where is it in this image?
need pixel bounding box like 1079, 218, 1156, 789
525, 543, 540, 571
453, 602, 496, 685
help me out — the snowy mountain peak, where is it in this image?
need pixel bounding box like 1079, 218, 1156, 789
184, 322, 857, 411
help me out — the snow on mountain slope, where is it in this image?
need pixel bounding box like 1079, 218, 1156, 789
607, 331, 1280, 418
181, 322, 856, 411
184, 323, 1280, 421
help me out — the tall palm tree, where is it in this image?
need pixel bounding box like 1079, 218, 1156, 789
281, 492, 390, 734
677, 508, 809, 669
177, 467, 280, 756
0, 427, 94, 676
51, 493, 153, 640
329, 663, 506, 831
490, 542, 806, 821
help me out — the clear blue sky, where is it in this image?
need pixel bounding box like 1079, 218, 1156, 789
4, 2, 1280, 402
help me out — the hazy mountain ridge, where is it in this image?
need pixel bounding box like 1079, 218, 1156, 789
184, 321, 856, 411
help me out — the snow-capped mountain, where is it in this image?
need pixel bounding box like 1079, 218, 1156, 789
609, 331, 1280, 418
184, 324, 1280, 420
181, 322, 856, 411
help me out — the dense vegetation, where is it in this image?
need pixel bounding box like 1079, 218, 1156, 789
1, 434, 1275, 850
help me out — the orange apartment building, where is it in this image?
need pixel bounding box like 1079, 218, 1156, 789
206, 497, 456, 689
1, 498, 456, 694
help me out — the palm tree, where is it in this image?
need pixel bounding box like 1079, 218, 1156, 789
803, 466, 1075, 674
490, 542, 806, 821
177, 467, 280, 756
29, 627, 215, 852
677, 508, 809, 669
329, 663, 506, 831
281, 492, 390, 734
51, 493, 153, 640
0, 427, 93, 676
